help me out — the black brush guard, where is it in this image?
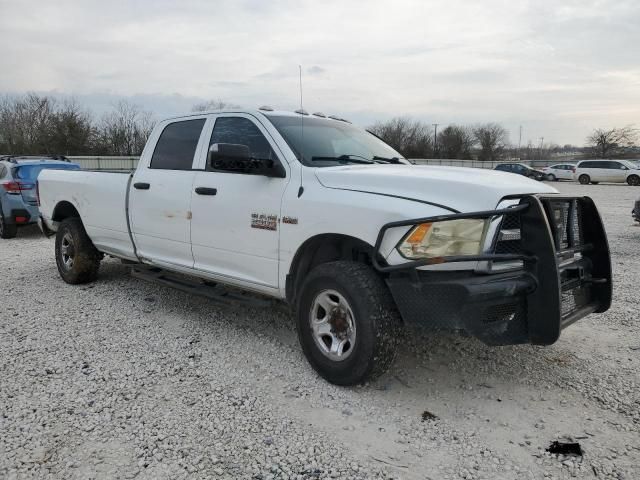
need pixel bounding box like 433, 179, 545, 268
373, 195, 612, 346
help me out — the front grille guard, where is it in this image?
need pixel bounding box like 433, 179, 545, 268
373, 195, 612, 344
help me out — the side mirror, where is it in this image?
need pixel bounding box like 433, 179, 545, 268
207, 143, 286, 178
208, 143, 251, 169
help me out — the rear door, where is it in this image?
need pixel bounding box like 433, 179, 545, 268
190, 114, 289, 289
130, 118, 207, 268
607, 161, 627, 182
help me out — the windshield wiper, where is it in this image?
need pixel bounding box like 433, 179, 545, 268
372, 156, 404, 164
310, 155, 375, 164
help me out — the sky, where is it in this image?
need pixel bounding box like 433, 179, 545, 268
1, 0, 639, 146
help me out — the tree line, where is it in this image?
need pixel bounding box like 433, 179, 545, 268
0, 93, 637, 160
369, 118, 639, 161
0, 94, 154, 156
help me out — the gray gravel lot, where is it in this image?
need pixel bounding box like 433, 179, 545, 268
1, 182, 639, 480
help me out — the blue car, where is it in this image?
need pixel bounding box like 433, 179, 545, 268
0, 156, 81, 239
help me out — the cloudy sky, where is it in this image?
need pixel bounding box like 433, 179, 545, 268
1, 0, 639, 145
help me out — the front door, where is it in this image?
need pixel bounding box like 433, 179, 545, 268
190, 115, 289, 289
130, 118, 206, 268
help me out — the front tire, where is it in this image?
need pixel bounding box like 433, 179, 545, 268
578, 174, 591, 185
0, 213, 17, 239
628, 175, 640, 186
55, 217, 101, 284
546, 174, 556, 182
296, 261, 401, 386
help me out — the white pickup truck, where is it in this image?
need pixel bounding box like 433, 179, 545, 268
38, 109, 613, 385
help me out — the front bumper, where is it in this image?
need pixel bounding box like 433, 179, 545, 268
374, 195, 612, 346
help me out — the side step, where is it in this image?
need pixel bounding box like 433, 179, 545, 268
131, 265, 273, 308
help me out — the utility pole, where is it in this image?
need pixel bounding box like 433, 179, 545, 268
539, 137, 544, 161
518, 125, 522, 160
432, 123, 439, 159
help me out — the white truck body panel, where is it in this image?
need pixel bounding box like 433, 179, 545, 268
39, 109, 559, 299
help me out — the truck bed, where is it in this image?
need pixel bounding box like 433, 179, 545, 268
38, 169, 137, 260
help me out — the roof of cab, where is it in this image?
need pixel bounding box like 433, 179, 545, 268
161, 109, 351, 123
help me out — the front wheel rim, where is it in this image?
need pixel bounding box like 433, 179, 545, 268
309, 289, 357, 362
60, 233, 76, 270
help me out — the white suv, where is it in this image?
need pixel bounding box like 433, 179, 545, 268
575, 160, 640, 186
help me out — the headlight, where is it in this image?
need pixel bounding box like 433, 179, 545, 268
397, 218, 489, 259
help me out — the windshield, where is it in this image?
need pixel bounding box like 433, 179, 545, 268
15, 163, 80, 181
264, 115, 405, 166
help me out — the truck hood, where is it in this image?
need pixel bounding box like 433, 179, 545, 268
314, 164, 558, 212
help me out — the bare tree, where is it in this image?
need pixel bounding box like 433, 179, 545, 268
586, 126, 637, 158
191, 99, 239, 112
437, 125, 474, 159
97, 101, 155, 156
49, 99, 95, 155
368, 117, 434, 158
0, 93, 58, 154
473, 123, 509, 161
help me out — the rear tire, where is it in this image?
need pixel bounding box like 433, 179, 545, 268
578, 174, 590, 185
296, 261, 401, 386
0, 213, 17, 239
628, 175, 640, 186
55, 217, 101, 284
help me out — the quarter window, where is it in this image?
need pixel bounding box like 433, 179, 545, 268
150, 119, 206, 170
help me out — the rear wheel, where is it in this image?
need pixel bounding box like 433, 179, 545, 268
55, 217, 101, 284
628, 175, 640, 186
0, 213, 17, 239
578, 174, 591, 185
296, 261, 401, 385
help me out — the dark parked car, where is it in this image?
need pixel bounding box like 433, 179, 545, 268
0, 155, 80, 239
494, 163, 546, 181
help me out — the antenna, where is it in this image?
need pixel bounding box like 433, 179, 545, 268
297, 65, 305, 197
299, 65, 303, 112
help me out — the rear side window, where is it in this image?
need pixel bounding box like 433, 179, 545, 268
209, 117, 278, 162
0, 165, 6, 179
150, 119, 205, 170
495, 164, 510, 171
15, 164, 80, 180
581, 161, 601, 168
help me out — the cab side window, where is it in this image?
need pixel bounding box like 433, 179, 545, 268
208, 117, 278, 168
150, 119, 206, 170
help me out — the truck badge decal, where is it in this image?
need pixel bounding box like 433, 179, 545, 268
282, 216, 298, 225
251, 213, 278, 231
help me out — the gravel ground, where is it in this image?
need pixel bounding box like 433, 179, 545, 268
1, 182, 639, 480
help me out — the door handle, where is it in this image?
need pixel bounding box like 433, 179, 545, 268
133, 182, 150, 190
195, 187, 217, 196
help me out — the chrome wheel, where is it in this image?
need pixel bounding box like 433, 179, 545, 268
60, 233, 75, 270
309, 289, 356, 361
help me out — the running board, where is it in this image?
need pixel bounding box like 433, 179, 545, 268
130, 265, 272, 308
